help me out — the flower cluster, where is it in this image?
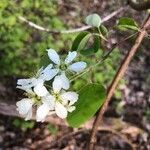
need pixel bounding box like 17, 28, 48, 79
16, 49, 87, 122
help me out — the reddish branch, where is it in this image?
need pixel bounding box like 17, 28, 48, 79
89, 15, 150, 150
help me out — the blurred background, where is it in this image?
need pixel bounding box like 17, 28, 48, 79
0, 0, 150, 149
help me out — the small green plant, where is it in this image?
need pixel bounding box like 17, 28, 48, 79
0, 0, 75, 76
47, 124, 58, 135
13, 118, 35, 131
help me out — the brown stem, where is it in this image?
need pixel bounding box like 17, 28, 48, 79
128, 0, 150, 11
89, 15, 150, 150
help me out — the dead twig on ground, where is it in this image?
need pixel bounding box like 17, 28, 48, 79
39, 128, 134, 149
89, 15, 150, 150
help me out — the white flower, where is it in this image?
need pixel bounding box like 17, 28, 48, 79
16, 70, 52, 121
55, 102, 68, 119
60, 91, 78, 106
47, 49, 87, 74
16, 98, 33, 120
17, 78, 49, 97
52, 73, 70, 93
17, 78, 37, 93
68, 62, 87, 73
16, 49, 83, 122
17, 67, 53, 97
17, 64, 58, 91
38, 64, 59, 81
51, 76, 79, 119
33, 79, 49, 97
35, 75, 78, 120
54, 92, 78, 119
36, 95, 55, 122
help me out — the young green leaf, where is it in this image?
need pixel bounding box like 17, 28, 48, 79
99, 25, 108, 37
77, 33, 91, 51
67, 83, 106, 127
80, 36, 100, 55
85, 13, 102, 27
117, 17, 139, 31
71, 31, 91, 51
93, 36, 101, 52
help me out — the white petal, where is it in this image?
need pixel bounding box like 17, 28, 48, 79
52, 73, 70, 93
44, 64, 53, 70
17, 78, 31, 86
67, 106, 76, 112
68, 62, 87, 73
17, 78, 37, 91
16, 98, 33, 115
25, 108, 32, 120
60, 92, 78, 105
17, 78, 37, 86
36, 103, 50, 122
41, 64, 53, 73
34, 82, 49, 97
60, 73, 70, 90
55, 102, 68, 119
16, 86, 32, 93
65, 51, 77, 64
47, 49, 60, 65
42, 95, 55, 110
39, 64, 53, 79
40, 65, 59, 81
52, 75, 62, 93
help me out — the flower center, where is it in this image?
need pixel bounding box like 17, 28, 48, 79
26, 92, 42, 105
52, 92, 61, 103
59, 63, 67, 71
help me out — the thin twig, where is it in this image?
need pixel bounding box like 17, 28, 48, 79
43, 126, 134, 150
70, 47, 115, 82
18, 7, 125, 34
46, 128, 134, 149
89, 15, 150, 150
70, 31, 138, 82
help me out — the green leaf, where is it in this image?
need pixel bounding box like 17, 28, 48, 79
72, 31, 101, 55
99, 25, 108, 37
22, 121, 35, 130
12, 119, 35, 131
117, 17, 139, 31
67, 83, 106, 127
77, 33, 91, 51
80, 36, 100, 55
85, 13, 102, 27
71, 31, 91, 51
93, 36, 101, 52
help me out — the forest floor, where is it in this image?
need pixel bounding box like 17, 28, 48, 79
0, 1, 150, 150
